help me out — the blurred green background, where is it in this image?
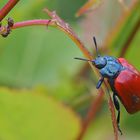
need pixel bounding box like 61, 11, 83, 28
0, 0, 140, 140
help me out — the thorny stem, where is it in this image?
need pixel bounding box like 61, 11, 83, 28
0, 19, 53, 37
104, 82, 119, 140
0, 0, 19, 21
11, 10, 107, 140
109, 96, 119, 140
43, 8, 93, 60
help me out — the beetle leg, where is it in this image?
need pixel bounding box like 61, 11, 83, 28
96, 77, 104, 89
113, 93, 123, 135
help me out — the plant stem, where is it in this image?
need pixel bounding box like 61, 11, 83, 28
12, 19, 52, 29
108, 96, 118, 140
0, 0, 19, 21
0, 19, 52, 36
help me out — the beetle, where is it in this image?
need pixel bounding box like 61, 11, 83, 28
75, 37, 140, 134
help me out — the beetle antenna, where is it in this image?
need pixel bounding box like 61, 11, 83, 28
74, 57, 92, 62
93, 36, 100, 57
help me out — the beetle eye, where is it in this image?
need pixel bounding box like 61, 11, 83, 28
94, 57, 107, 69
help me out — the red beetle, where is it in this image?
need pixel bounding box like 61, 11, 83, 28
115, 58, 140, 113
75, 37, 140, 134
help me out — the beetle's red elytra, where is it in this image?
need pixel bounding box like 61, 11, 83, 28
115, 58, 140, 114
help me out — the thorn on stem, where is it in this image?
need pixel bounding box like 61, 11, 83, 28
46, 19, 52, 29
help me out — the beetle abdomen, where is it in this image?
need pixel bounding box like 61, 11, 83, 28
114, 58, 140, 114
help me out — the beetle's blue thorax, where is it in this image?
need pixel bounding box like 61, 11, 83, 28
93, 56, 123, 79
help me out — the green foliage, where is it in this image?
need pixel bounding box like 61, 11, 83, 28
109, 2, 140, 56
0, 88, 81, 140
126, 30, 140, 68
0, 0, 140, 140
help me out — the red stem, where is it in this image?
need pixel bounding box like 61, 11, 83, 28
0, 0, 19, 21
12, 19, 52, 29
108, 96, 118, 140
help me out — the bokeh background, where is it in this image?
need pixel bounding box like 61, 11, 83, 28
0, 0, 140, 140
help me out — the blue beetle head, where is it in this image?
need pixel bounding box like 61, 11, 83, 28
92, 56, 107, 69
75, 37, 107, 69
74, 56, 107, 69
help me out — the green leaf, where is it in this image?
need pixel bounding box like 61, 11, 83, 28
107, 2, 140, 56
125, 29, 140, 63
0, 88, 81, 140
